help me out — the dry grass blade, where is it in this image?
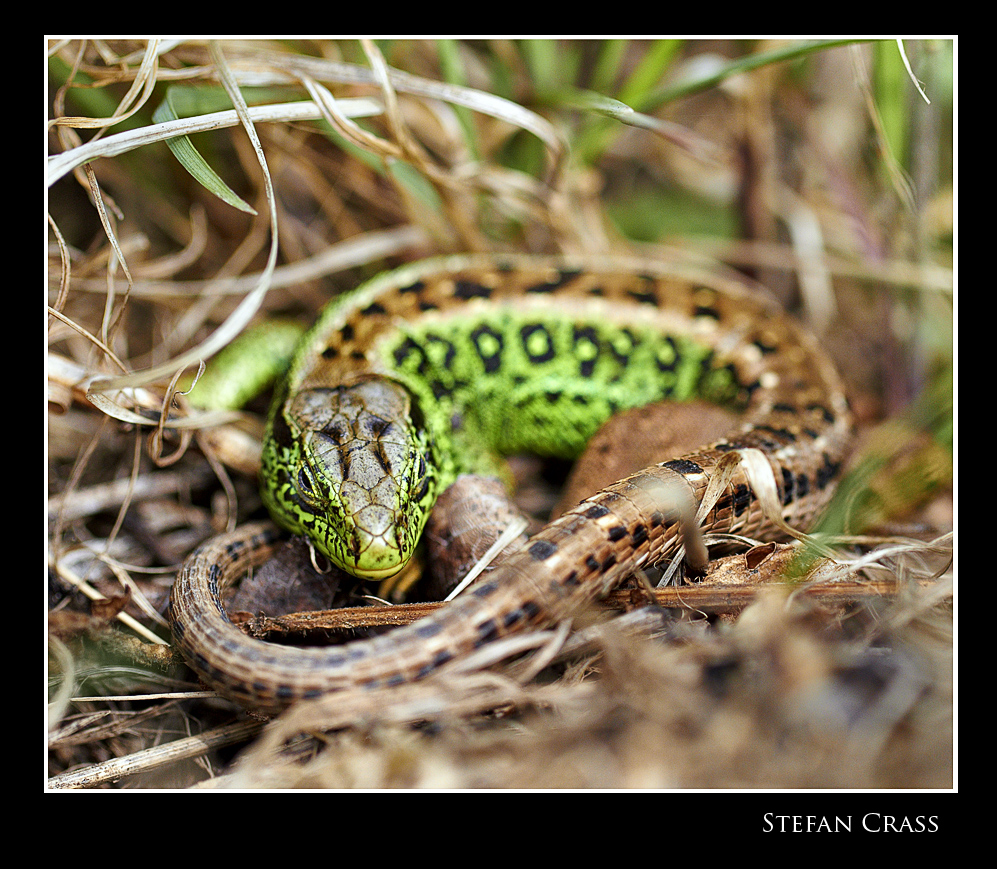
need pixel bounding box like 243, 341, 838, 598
238, 47, 567, 176
47, 99, 384, 187
47, 720, 266, 789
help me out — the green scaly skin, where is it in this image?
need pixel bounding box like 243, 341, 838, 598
259, 255, 752, 580
185, 320, 305, 413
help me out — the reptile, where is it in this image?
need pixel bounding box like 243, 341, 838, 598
170, 253, 853, 713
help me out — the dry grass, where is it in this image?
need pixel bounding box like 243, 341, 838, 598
47, 39, 953, 791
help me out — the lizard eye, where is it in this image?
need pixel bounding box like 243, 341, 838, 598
412, 453, 430, 502
296, 465, 322, 505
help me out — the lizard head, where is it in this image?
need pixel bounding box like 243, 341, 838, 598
262, 378, 438, 579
